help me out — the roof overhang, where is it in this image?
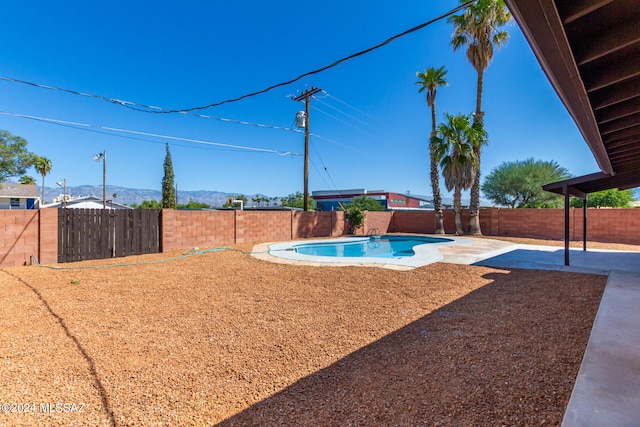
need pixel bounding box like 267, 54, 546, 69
505, 0, 640, 193
543, 170, 640, 197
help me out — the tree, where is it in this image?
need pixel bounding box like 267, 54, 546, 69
131, 199, 162, 209
481, 159, 571, 208
0, 130, 37, 183
349, 195, 384, 211
570, 189, 634, 208
34, 156, 52, 203
19, 175, 37, 185
342, 204, 365, 234
281, 191, 314, 209
416, 65, 448, 234
161, 143, 176, 208
449, 0, 510, 235
252, 195, 272, 207
177, 200, 212, 209
434, 113, 485, 235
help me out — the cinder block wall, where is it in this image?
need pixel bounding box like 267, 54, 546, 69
576, 208, 640, 244
293, 211, 333, 238
161, 209, 234, 252
488, 208, 565, 239
2, 208, 639, 268
0, 210, 41, 267
38, 208, 58, 264
235, 211, 292, 244
363, 211, 393, 234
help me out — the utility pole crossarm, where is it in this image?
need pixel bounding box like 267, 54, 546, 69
292, 87, 322, 211
291, 87, 321, 103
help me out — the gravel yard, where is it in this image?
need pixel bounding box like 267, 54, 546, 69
0, 241, 607, 426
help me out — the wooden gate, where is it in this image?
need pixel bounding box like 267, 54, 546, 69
58, 209, 161, 262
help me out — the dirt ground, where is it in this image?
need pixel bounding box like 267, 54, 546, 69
0, 238, 614, 426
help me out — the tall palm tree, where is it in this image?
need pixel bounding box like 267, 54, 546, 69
34, 156, 52, 203
435, 113, 485, 235
416, 65, 448, 234
448, 0, 510, 235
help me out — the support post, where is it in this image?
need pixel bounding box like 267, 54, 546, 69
583, 194, 587, 252
564, 189, 570, 266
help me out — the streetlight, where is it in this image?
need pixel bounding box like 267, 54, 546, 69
56, 179, 66, 208
92, 150, 106, 209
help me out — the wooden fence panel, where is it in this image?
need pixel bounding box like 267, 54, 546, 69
58, 209, 160, 262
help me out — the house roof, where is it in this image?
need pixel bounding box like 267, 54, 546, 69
505, 0, 640, 194
41, 195, 132, 209
0, 183, 40, 198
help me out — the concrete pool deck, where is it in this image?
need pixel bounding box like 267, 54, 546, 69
253, 236, 640, 427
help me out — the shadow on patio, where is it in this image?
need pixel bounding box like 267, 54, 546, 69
473, 247, 640, 275
216, 268, 604, 426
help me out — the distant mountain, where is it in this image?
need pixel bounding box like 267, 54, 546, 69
43, 185, 280, 207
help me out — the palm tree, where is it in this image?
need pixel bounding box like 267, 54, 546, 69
34, 156, 52, 203
448, 0, 510, 235
434, 113, 485, 235
416, 65, 448, 234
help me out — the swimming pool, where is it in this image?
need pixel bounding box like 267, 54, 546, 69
293, 235, 453, 258
264, 234, 465, 269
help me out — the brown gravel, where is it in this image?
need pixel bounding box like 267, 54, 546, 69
0, 241, 607, 426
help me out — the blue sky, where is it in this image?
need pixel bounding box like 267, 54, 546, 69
0, 1, 603, 200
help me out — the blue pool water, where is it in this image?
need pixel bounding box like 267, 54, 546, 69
293, 235, 453, 259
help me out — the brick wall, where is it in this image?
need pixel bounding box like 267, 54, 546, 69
235, 211, 292, 244
293, 211, 334, 238
363, 211, 393, 234
2, 208, 639, 267
161, 209, 234, 252
38, 208, 58, 265
0, 210, 40, 267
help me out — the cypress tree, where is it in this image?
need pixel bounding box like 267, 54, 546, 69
161, 143, 176, 208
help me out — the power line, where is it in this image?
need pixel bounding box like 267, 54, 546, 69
308, 157, 332, 190
0, 76, 302, 132
310, 104, 375, 136
0, 1, 473, 114
313, 96, 383, 135
320, 91, 413, 141
167, 1, 473, 112
310, 139, 340, 192
0, 111, 300, 157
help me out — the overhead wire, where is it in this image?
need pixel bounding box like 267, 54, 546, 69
0, 1, 473, 114
317, 91, 413, 142
310, 104, 374, 136
308, 157, 332, 190
0, 76, 302, 132
313, 96, 384, 135
0, 111, 301, 157
309, 138, 341, 192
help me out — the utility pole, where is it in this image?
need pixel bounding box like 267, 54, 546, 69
293, 87, 321, 211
